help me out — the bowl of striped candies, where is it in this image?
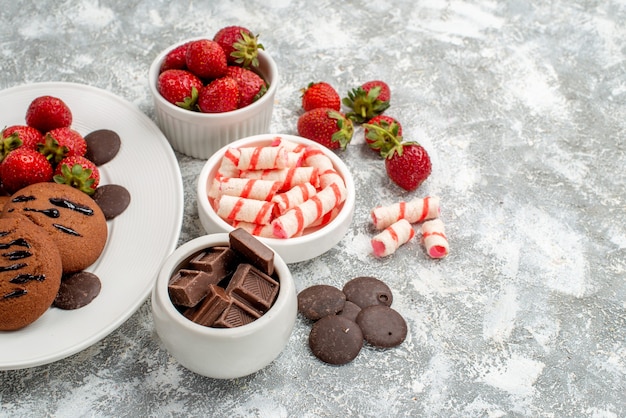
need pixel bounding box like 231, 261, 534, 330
196, 133, 355, 263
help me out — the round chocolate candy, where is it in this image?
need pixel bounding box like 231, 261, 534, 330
336, 300, 361, 323
342, 276, 393, 309
297, 284, 346, 321
53, 271, 102, 310
355, 305, 407, 348
84, 129, 121, 166
309, 315, 363, 365
92, 184, 131, 220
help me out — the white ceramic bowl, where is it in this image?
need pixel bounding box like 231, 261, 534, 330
148, 38, 279, 159
151, 233, 297, 379
196, 133, 355, 264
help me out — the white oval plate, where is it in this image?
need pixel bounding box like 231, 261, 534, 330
0, 82, 183, 370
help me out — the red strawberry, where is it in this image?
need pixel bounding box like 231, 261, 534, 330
213, 26, 263, 68
362, 80, 391, 102
297, 108, 354, 150
197, 77, 239, 113
160, 42, 190, 73
157, 69, 203, 109
0, 148, 53, 194
2, 125, 43, 150
38, 127, 87, 164
363, 115, 403, 155
225, 66, 267, 108
185, 39, 228, 79
25, 95, 73, 133
301, 82, 341, 112
342, 80, 391, 123
384, 141, 432, 191
53, 155, 100, 195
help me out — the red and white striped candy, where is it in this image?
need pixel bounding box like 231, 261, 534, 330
231, 220, 276, 238
273, 137, 308, 153
303, 147, 334, 173
308, 207, 340, 228
215, 148, 241, 180
272, 181, 346, 238
371, 196, 440, 230
319, 169, 345, 189
237, 145, 288, 171
421, 218, 449, 259
272, 182, 317, 215
215, 177, 281, 201
371, 219, 415, 257
215, 195, 275, 225
243, 166, 320, 191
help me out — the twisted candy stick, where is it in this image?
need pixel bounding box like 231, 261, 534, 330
214, 177, 281, 201
371, 196, 440, 230
271, 137, 308, 153
309, 207, 340, 228
215, 195, 275, 225
243, 166, 320, 191
215, 148, 240, 180
272, 182, 317, 215
319, 169, 345, 189
371, 219, 415, 257
421, 218, 449, 259
272, 181, 346, 238
286, 150, 305, 167
231, 220, 276, 238
303, 147, 334, 172
237, 145, 288, 170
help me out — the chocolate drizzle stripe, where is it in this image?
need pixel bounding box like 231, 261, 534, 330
11, 195, 36, 203
10, 274, 45, 284
49, 198, 94, 216
2, 250, 32, 260
0, 238, 30, 249
53, 224, 81, 236
23, 207, 60, 218
3, 289, 27, 299
0, 263, 27, 272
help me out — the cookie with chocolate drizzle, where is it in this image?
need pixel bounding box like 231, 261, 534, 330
0, 216, 62, 330
2, 182, 108, 273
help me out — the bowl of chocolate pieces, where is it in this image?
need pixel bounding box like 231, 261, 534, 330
151, 228, 297, 379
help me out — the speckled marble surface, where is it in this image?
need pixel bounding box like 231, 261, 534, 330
1, 1, 625, 417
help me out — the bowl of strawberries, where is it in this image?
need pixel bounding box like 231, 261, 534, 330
149, 27, 279, 159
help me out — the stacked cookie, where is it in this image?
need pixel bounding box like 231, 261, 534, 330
0, 183, 108, 330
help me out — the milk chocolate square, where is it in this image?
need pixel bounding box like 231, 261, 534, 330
168, 269, 221, 307
212, 297, 262, 328
229, 228, 274, 276
183, 284, 231, 326
225, 263, 279, 312
188, 246, 237, 278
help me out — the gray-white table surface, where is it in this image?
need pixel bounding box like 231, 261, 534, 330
1, 1, 625, 417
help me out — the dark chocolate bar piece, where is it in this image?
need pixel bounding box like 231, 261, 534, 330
229, 228, 274, 276
188, 246, 237, 277
168, 269, 222, 307
213, 297, 262, 328
183, 284, 231, 326
226, 263, 279, 312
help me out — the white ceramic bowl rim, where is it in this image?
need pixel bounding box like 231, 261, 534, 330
154, 233, 293, 338
148, 37, 279, 120
197, 133, 356, 246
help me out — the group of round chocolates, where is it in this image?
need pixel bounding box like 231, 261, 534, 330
298, 276, 407, 365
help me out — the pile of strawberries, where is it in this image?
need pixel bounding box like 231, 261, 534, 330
296, 80, 432, 192
0, 96, 99, 196
157, 26, 268, 113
